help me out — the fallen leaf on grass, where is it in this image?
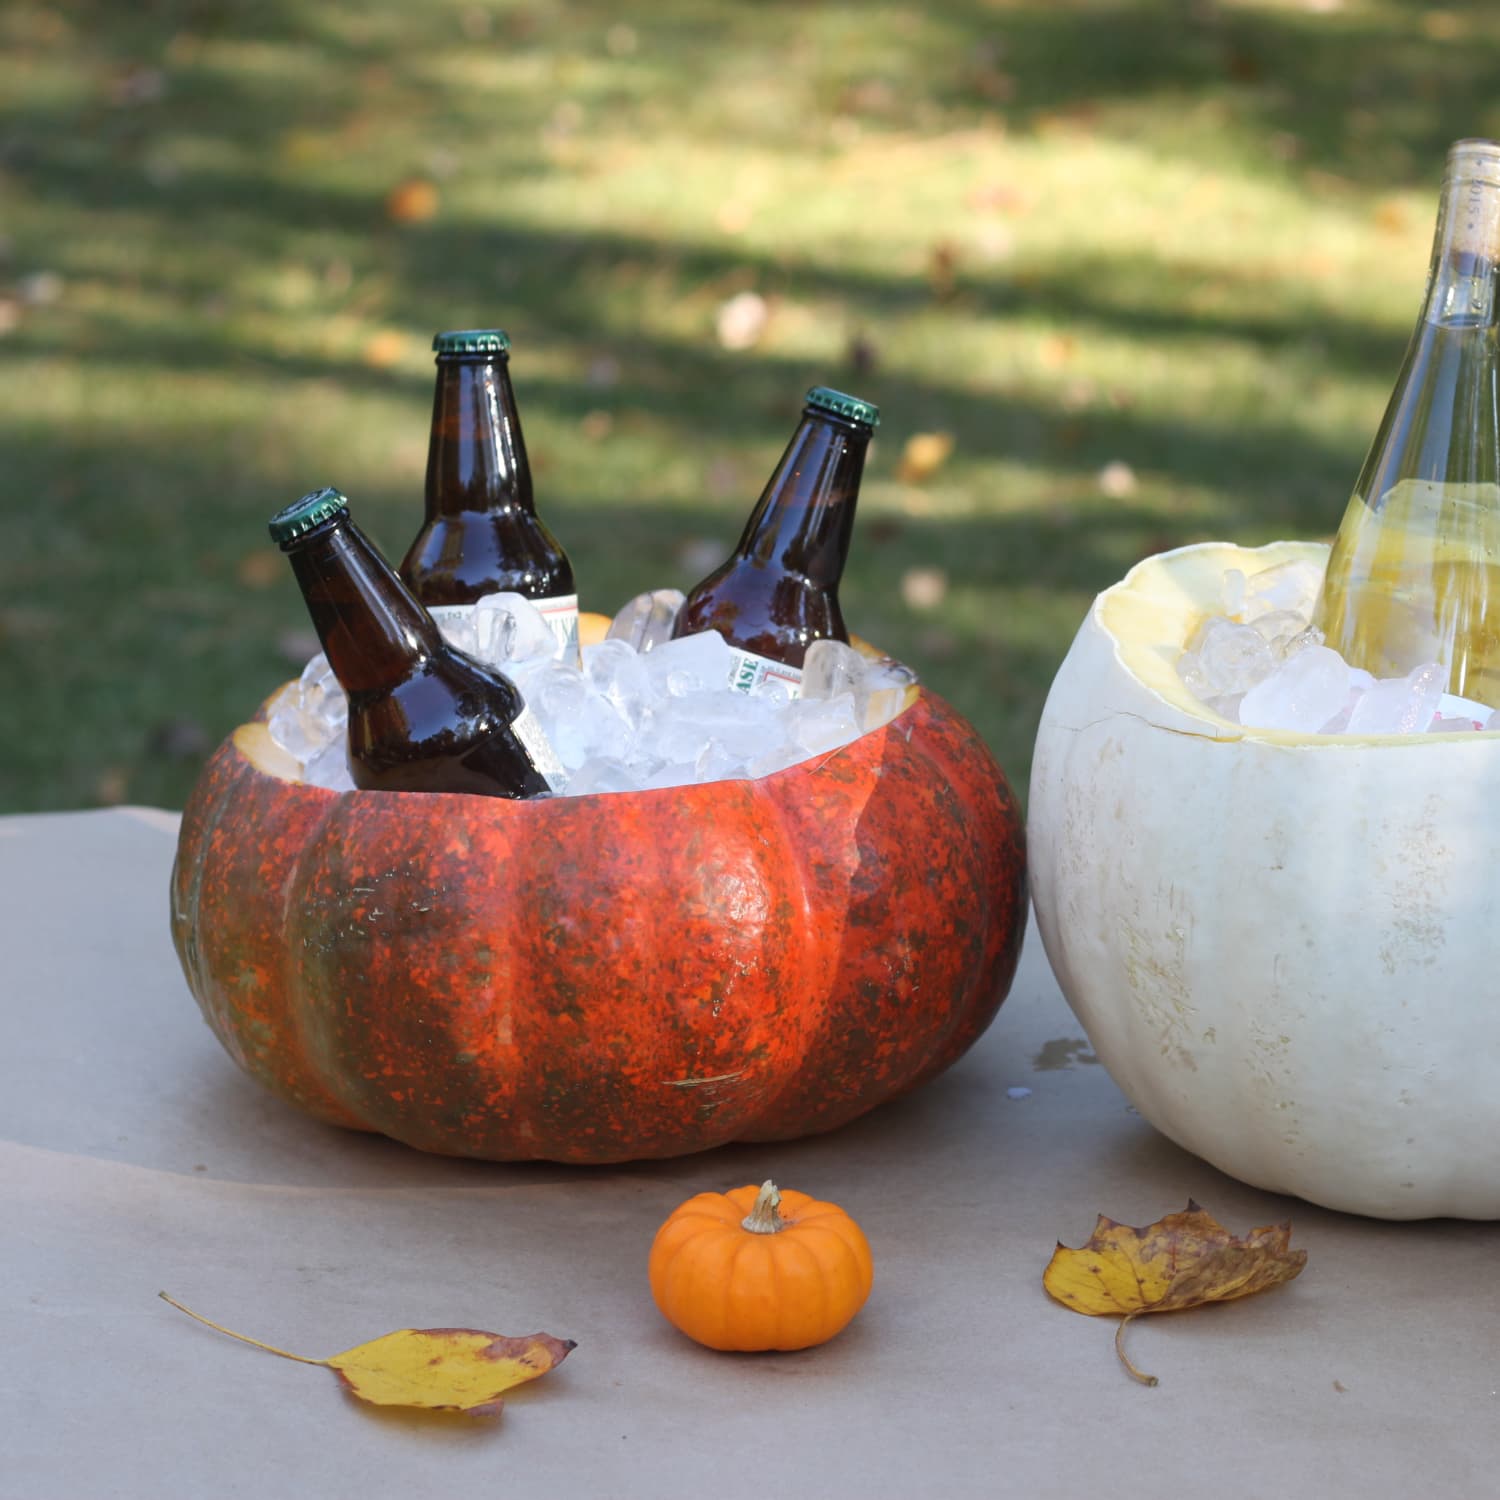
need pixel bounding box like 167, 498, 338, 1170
385, 177, 440, 224
927, 241, 959, 300
237, 550, 282, 589
159, 1292, 574, 1417
362, 329, 407, 369
716, 290, 769, 350
900, 564, 948, 610
895, 431, 955, 484
1043, 1201, 1306, 1386
1096, 460, 1137, 499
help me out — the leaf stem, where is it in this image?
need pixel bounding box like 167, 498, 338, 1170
1114, 1313, 1159, 1387
158, 1292, 327, 1366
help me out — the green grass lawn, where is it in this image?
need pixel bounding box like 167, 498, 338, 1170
3, 0, 1497, 812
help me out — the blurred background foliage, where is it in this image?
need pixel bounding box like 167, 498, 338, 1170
3, 0, 1498, 811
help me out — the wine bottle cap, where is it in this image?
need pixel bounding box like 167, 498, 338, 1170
268, 487, 350, 547
805, 386, 880, 429
433, 329, 512, 355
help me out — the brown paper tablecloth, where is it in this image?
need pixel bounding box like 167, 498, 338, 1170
3, 807, 1495, 1498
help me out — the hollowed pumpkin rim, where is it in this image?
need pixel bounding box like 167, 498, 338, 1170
1096, 538, 1500, 749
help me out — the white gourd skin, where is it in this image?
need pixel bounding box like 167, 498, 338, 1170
1028, 540, 1500, 1220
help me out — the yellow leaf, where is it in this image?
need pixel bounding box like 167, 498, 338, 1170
159, 1293, 574, 1417
895, 431, 955, 484
327, 1329, 575, 1415
1043, 1201, 1305, 1386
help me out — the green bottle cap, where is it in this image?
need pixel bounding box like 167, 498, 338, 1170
268, 487, 349, 546
432, 329, 511, 355
805, 385, 879, 428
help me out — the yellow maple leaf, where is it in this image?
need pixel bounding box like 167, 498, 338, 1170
159, 1293, 574, 1417
1043, 1200, 1306, 1386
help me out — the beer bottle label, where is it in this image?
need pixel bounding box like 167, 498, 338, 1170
427, 595, 580, 667
509, 701, 567, 793
725, 645, 804, 699
534, 593, 581, 667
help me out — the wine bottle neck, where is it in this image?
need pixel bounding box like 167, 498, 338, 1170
1422, 145, 1500, 328
425, 357, 535, 517
287, 519, 441, 695
735, 413, 869, 588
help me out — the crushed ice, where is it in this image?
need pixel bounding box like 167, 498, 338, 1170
267, 589, 918, 794
1175, 560, 1497, 734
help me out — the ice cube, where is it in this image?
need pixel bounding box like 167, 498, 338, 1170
520, 660, 632, 769
1240, 560, 1324, 621
564, 756, 644, 797
803, 639, 869, 705
299, 653, 335, 710
606, 588, 686, 654
640, 760, 698, 790
695, 739, 750, 784
1220, 568, 1247, 619
861, 656, 919, 730
1431, 715, 1481, 733
267, 685, 329, 762
1238, 645, 1352, 732
644, 690, 760, 770
643, 630, 733, 697
1251, 609, 1311, 656
746, 741, 807, 779
473, 592, 558, 664
1344, 662, 1445, 735
784, 692, 861, 756
302, 739, 355, 792
1281, 625, 1325, 659
583, 638, 659, 729
1178, 616, 1277, 700
295, 654, 347, 739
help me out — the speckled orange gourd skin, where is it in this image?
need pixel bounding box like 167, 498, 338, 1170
169, 689, 1026, 1163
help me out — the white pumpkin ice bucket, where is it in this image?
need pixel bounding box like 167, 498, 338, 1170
1028, 539, 1500, 1219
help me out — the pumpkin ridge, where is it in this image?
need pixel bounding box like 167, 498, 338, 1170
892, 698, 1028, 1093
170, 741, 241, 1026
650, 1219, 710, 1301
780, 1233, 829, 1346
173, 671, 1025, 1163
788, 1220, 873, 1301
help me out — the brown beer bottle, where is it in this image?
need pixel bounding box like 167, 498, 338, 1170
672, 385, 878, 695
269, 487, 555, 799
399, 329, 579, 662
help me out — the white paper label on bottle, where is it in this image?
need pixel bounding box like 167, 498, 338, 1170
534, 593, 581, 666
509, 702, 567, 793
725, 646, 803, 699
427, 595, 579, 667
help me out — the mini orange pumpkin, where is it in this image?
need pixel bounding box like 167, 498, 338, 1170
649, 1180, 874, 1352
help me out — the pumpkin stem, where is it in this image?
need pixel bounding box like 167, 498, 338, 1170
741, 1180, 786, 1234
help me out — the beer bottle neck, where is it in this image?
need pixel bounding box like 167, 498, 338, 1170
425, 356, 535, 518
287, 518, 442, 696
735, 412, 869, 588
